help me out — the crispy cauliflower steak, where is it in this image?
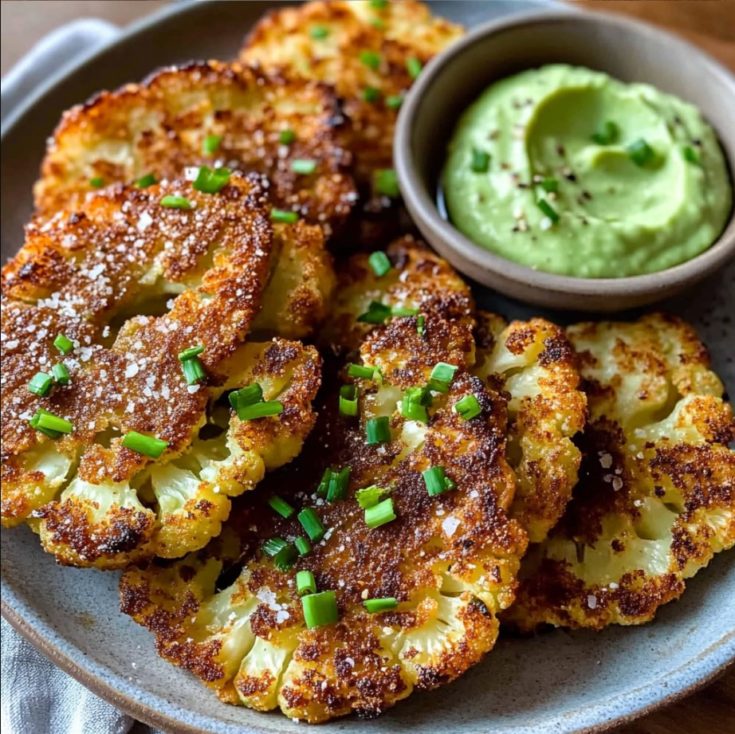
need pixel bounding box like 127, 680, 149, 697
241, 0, 462, 224
121, 246, 527, 723
474, 312, 586, 543
1, 175, 322, 567
508, 314, 735, 630
35, 61, 356, 231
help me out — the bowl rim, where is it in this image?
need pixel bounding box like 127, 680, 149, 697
394, 8, 735, 298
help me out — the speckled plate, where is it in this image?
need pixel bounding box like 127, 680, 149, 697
1, 2, 734, 733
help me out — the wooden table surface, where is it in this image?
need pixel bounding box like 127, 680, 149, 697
1, 1, 733, 732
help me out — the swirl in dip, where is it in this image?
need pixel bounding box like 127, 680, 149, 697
442, 64, 732, 278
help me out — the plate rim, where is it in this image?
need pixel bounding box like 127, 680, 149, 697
1, 1, 734, 732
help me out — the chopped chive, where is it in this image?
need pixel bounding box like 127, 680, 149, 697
202, 134, 222, 155
316, 468, 333, 497
89, 176, 105, 188
229, 383, 264, 418
236, 401, 284, 421
404, 386, 433, 407
310, 24, 330, 39
368, 251, 392, 277
302, 590, 339, 629
270, 208, 299, 224
268, 495, 296, 519
326, 466, 351, 502
193, 165, 231, 194
28, 372, 53, 397
273, 543, 298, 571
136, 173, 157, 188
53, 333, 73, 355
540, 177, 558, 193
291, 159, 317, 175
263, 537, 289, 557
627, 138, 656, 167
160, 195, 193, 210
297, 570, 317, 596
366, 416, 390, 445
357, 300, 392, 324
178, 345, 204, 362
356, 485, 386, 509
364, 597, 398, 613
339, 384, 359, 417
682, 145, 700, 165
422, 466, 455, 496
360, 50, 381, 70
122, 430, 168, 458
51, 363, 70, 385
295, 536, 312, 556
374, 168, 400, 197
363, 86, 381, 103
370, 0, 388, 8
471, 148, 490, 173
181, 356, 206, 385
536, 198, 560, 223
416, 314, 426, 336
391, 305, 418, 317
347, 363, 379, 380
29, 409, 73, 438
365, 497, 396, 528
279, 128, 296, 145
386, 93, 404, 109
400, 397, 428, 424
370, 17, 386, 30
406, 57, 423, 80
429, 362, 458, 392
298, 507, 326, 541
454, 394, 482, 420
591, 120, 619, 145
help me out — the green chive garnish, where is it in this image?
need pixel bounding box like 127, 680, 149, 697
291, 159, 317, 175
326, 466, 351, 502
339, 384, 359, 417
52, 363, 70, 385
374, 168, 399, 198
297, 570, 317, 596
302, 590, 339, 629
229, 383, 264, 418
279, 129, 296, 145
428, 362, 458, 392
193, 165, 231, 194
298, 507, 326, 541
401, 395, 428, 424
416, 314, 426, 336
454, 394, 482, 420
309, 25, 330, 40
263, 537, 288, 557
122, 431, 168, 458
363, 86, 381, 103
28, 372, 53, 397
386, 93, 404, 110
540, 177, 558, 193
295, 536, 312, 556
160, 195, 193, 210
360, 50, 381, 70
364, 597, 398, 613
263, 537, 297, 571
29, 409, 73, 438
370, 17, 386, 30
591, 120, 619, 145
406, 57, 422, 80
682, 145, 700, 165
471, 148, 490, 173
405, 386, 432, 407
370, 0, 388, 9
135, 173, 157, 188
365, 497, 396, 528
347, 363, 379, 380
422, 466, 455, 496
368, 251, 392, 277
89, 176, 105, 188
270, 208, 299, 224
356, 485, 386, 509
268, 495, 296, 519
357, 300, 392, 324
391, 305, 418, 317
53, 333, 73, 355
366, 416, 390, 445
236, 401, 284, 421
178, 345, 204, 361
181, 357, 206, 385
536, 198, 560, 223
627, 138, 656, 167
202, 134, 222, 155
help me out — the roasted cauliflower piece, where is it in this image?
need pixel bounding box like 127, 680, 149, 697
34, 61, 356, 233
121, 293, 526, 723
473, 312, 586, 543
2, 175, 322, 567
241, 0, 462, 232
507, 314, 735, 630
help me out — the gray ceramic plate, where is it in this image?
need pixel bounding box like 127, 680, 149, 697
1, 2, 733, 733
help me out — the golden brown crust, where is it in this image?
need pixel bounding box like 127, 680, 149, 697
34, 61, 357, 233
507, 313, 735, 630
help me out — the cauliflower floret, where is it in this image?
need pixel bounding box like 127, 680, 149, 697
507, 314, 735, 630
473, 313, 586, 543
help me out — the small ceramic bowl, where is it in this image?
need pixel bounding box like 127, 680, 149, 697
394, 9, 735, 311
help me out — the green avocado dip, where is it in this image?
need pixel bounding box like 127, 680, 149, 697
442, 64, 732, 278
